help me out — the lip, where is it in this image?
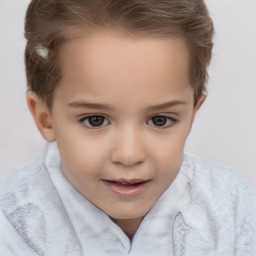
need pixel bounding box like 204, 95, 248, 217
102, 179, 149, 198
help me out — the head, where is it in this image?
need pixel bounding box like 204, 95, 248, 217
25, 0, 214, 109
25, 0, 214, 228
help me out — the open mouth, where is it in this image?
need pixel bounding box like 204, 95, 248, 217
102, 179, 149, 197
108, 180, 147, 186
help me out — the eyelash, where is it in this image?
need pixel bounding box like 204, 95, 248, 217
78, 114, 177, 129
79, 115, 110, 129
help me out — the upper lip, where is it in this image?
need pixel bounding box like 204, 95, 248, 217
105, 178, 148, 184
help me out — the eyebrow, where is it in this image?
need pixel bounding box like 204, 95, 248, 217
68, 100, 113, 110
146, 100, 186, 111
68, 99, 186, 111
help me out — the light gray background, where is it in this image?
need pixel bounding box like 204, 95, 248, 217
1, 0, 256, 187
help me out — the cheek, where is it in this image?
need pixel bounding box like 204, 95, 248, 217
59, 140, 102, 172
148, 131, 187, 177
157, 149, 183, 176
56, 129, 113, 181
57, 139, 103, 196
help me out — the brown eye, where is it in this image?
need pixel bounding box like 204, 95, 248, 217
88, 116, 104, 126
81, 115, 110, 128
152, 116, 167, 126
147, 115, 175, 128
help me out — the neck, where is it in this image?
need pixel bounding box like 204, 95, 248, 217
111, 217, 144, 240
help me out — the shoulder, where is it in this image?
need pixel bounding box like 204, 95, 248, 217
0, 144, 49, 209
0, 143, 82, 255
182, 152, 256, 215
178, 152, 256, 253
182, 152, 256, 200
0, 144, 60, 230
0, 145, 50, 254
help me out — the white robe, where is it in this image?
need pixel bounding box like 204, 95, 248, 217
0, 142, 256, 256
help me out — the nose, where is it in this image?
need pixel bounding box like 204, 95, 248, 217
110, 125, 146, 167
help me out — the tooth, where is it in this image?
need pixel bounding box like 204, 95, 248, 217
116, 182, 130, 185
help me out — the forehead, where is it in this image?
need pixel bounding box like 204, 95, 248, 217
55, 29, 192, 106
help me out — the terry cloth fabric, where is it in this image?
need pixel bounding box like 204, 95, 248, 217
0, 142, 256, 256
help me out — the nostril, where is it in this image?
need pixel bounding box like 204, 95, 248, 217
110, 148, 146, 166
111, 157, 145, 167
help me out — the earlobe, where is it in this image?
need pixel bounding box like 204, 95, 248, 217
26, 91, 55, 142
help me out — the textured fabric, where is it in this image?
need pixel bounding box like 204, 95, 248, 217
0, 142, 256, 256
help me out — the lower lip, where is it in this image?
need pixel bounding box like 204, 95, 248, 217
102, 180, 149, 198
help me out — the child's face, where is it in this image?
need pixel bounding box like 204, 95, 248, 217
46, 30, 203, 220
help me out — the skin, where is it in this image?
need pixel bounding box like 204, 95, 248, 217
27, 29, 205, 239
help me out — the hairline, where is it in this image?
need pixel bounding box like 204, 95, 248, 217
46, 25, 195, 112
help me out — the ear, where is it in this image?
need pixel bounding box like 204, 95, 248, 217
26, 91, 55, 142
190, 94, 207, 128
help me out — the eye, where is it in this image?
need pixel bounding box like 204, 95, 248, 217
147, 115, 175, 128
80, 115, 110, 128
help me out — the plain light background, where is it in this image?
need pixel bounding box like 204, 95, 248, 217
0, 0, 256, 187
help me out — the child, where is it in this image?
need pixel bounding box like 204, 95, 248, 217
1, 0, 256, 255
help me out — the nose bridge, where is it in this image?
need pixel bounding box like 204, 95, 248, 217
110, 123, 146, 166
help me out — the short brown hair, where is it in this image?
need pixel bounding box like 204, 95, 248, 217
25, 0, 214, 109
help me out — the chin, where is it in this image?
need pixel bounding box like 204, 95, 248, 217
107, 207, 148, 220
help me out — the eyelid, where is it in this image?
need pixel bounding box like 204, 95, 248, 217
147, 112, 177, 121
77, 112, 110, 119
146, 113, 177, 128
77, 112, 177, 129
78, 114, 111, 128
